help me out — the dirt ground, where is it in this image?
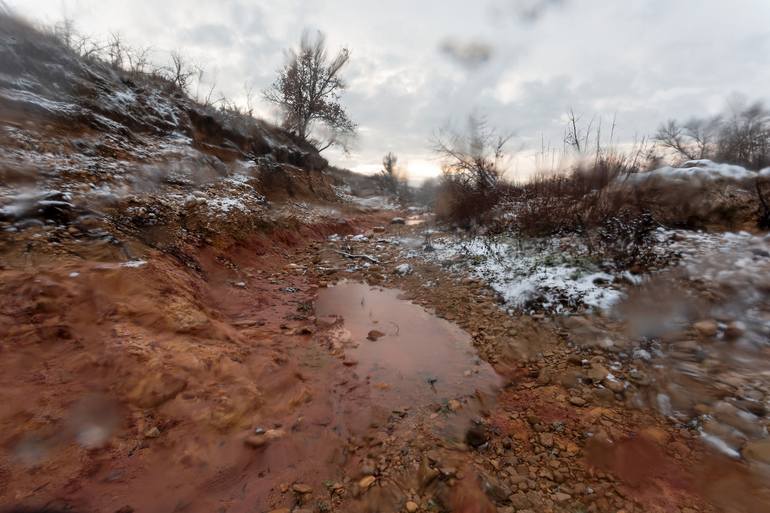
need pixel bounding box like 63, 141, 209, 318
0, 206, 767, 513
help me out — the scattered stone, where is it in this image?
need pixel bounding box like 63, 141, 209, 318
144, 427, 161, 439
245, 435, 268, 448
724, 321, 745, 340
448, 399, 461, 412
693, 320, 718, 337
390, 217, 406, 225
603, 378, 624, 393
244, 428, 285, 449
569, 396, 586, 407
539, 433, 554, 448
367, 329, 385, 341
465, 425, 488, 448
266, 509, 290, 513
587, 364, 609, 382
553, 492, 572, 503
743, 439, 770, 465
292, 483, 313, 494
510, 492, 532, 510
359, 475, 376, 490
395, 263, 413, 275
405, 501, 419, 513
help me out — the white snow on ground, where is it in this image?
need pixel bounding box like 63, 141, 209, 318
412, 236, 623, 313
0, 88, 80, 116
628, 159, 761, 184
206, 197, 248, 214
349, 195, 399, 210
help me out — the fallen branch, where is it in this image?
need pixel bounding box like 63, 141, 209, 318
334, 250, 382, 264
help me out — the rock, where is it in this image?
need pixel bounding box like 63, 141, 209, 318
245, 435, 268, 448
292, 483, 313, 494
539, 433, 554, 448
367, 329, 385, 341
603, 378, 624, 393
569, 396, 586, 407
536, 368, 552, 385
144, 427, 161, 439
359, 475, 376, 490
244, 428, 285, 449
553, 492, 572, 503
742, 439, 770, 465
390, 217, 406, 225
395, 263, 413, 275
405, 501, 419, 512
448, 399, 462, 412
510, 492, 532, 510
587, 364, 609, 383
724, 321, 745, 340
266, 509, 290, 513
465, 425, 488, 448
693, 320, 718, 338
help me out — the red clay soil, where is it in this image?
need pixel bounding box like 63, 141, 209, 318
0, 211, 765, 513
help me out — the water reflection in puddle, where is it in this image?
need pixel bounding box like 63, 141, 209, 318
316, 281, 500, 407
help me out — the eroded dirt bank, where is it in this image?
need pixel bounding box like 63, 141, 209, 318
1, 209, 768, 513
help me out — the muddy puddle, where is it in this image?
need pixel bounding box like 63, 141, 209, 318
316, 281, 500, 409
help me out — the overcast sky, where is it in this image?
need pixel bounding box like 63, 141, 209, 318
9, 0, 770, 180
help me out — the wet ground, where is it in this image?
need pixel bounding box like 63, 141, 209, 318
316, 281, 500, 408
1, 206, 770, 513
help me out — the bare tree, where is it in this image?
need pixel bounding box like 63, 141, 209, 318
655, 120, 697, 161
564, 108, 587, 154
656, 101, 770, 168
125, 45, 151, 75
263, 30, 356, 152
433, 114, 511, 190
164, 51, 196, 92
717, 100, 770, 169
377, 152, 401, 194
244, 81, 256, 117
105, 32, 126, 69
53, 17, 76, 49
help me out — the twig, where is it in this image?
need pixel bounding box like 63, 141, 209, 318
334, 250, 382, 264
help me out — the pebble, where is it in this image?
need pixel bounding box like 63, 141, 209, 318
367, 329, 385, 341
292, 483, 313, 494
395, 263, 413, 275
743, 438, 770, 465
465, 426, 488, 448
569, 396, 586, 406
405, 501, 419, 512
693, 320, 718, 337
359, 475, 376, 490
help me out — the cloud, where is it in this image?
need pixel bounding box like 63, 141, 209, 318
439, 38, 494, 69
178, 23, 234, 47
5, 0, 770, 181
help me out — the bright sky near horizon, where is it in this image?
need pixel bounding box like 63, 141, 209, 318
9, 0, 770, 181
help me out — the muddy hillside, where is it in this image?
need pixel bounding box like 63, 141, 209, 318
2, 11, 770, 513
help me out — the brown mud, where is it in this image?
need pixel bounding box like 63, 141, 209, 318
0, 208, 767, 513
